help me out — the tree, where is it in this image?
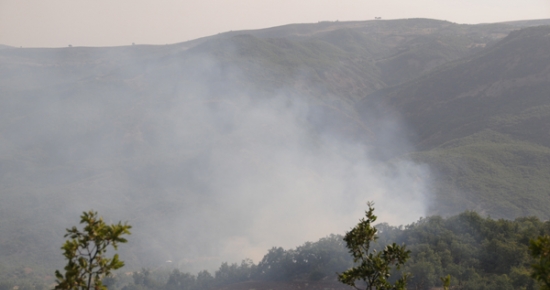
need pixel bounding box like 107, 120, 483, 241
529, 235, 550, 290
166, 269, 196, 290
195, 270, 214, 289
338, 202, 410, 290
54, 210, 132, 290
256, 247, 293, 281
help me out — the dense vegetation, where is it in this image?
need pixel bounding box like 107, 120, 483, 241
3, 211, 544, 290
116, 212, 550, 290
386, 212, 548, 290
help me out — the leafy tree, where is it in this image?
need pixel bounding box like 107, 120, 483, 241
256, 247, 294, 281
132, 269, 154, 288
338, 202, 410, 290
195, 270, 214, 289
220, 259, 257, 282
529, 235, 550, 290
54, 210, 131, 290
166, 270, 195, 290
122, 269, 163, 290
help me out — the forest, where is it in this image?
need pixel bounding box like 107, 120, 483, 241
119, 212, 550, 290
4, 210, 550, 290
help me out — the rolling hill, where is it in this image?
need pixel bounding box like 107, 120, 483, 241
0, 18, 549, 278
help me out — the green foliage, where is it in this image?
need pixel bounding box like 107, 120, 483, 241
253, 234, 352, 282
107, 211, 550, 290
256, 247, 293, 281
195, 270, 214, 289
384, 212, 547, 290
440, 275, 451, 290
165, 270, 195, 290
118, 235, 352, 290
130, 269, 161, 289
529, 235, 550, 289
215, 259, 256, 284
338, 202, 410, 290
54, 211, 131, 290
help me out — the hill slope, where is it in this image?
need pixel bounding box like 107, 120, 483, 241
359, 25, 550, 218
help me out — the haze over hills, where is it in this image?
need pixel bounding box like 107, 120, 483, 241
1, 18, 549, 276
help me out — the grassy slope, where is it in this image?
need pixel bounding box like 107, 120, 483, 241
411, 130, 550, 219
366, 26, 550, 219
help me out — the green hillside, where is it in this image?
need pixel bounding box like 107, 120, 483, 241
410, 130, 550, 218
363, 25, 550, 219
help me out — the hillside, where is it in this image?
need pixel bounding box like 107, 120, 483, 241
359, 25, 550, 218
0, 18, 549, 278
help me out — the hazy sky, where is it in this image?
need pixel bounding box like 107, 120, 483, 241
1, 0, 549, 48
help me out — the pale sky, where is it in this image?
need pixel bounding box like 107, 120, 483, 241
1, 0, 549, 48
